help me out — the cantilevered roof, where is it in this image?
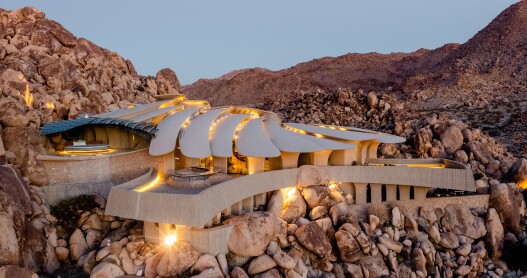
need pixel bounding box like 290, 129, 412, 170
285, 123, 405, 144
209, 114, 251, 157
130, 105, 183, 123
40, 117, 157, 139
235, 118, 281, 158
149, 107, 201, 156
41, 94, 407, 158
263, 121, 324, 153
179, 108, 227, 158
95, 100, 175, 120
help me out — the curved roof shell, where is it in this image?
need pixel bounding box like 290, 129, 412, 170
41, 95, 407, 158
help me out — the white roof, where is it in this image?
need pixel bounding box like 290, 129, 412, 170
318, 124, 406, 144
263, 121, 324, 153
302, 135, 356, 150
95, 100, 175, 120
130, 106, 182, 123
149, 107, 201, 156
285, 123, 383, 141
178, 108, 227, 158
209, 114, 251, 157
235, 118, 280, 158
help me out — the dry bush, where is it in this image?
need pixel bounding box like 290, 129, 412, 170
367, 203, 389, 225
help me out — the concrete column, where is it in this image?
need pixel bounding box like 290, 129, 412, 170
354, 183, 368, 204
312, 150, 333, 166
242, 196, 254, 213
351, 141, 364, 165
367, 142, 381, 161
247, 157, 265, 174
144, 222, 158, 243
328, 149, 357, 166
360, 141, 372, 165
231, 202, 243, 215
398, 185, 411, 201
370, 183, 382, 204
213, 156, 228, 173
213, 212, 222, 225
280, 152, 300, 169
414, 186, 430, 200
254, 193, 267, 209
268, 157, 282, 170
182, 156, 200, 168
222, 207, 231, 217
162, 150, 175, 176
340, 182, 355, 197
386, 184, 397, 202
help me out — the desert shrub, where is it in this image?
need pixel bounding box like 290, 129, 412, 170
50, 195, 98, 235
367, 203, 389, 225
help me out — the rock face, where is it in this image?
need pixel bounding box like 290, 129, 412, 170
489, 183, 521, 234
156, 242, 199, 277
267, 187, 307, 222
0, 7, 181, 184
225, 212, 286, 257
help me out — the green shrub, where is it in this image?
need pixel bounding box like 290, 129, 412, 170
50, 195, 98, 234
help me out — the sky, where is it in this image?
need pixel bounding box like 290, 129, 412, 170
0, 1, 518, 85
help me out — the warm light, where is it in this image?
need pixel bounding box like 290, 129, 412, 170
45, 101, 55, 110
164, 233, 177, 245
519, 179, 527, 189
405, 164, 445, 169
57, 148, 117, 155
24, 83, 33, 107
314, 133, 324, 138
127, 104, 137, 109
328, 181, 339, 190
135, 174, 162, 192
287, 187, 297, 198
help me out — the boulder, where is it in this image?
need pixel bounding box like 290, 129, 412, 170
225, 212, 286, 257
485, 208, 504, 260
335, 226, 362, 263
367, 91, 378, 108
231, 267, 249, 278
343, 263, 363, 278
254, 268, 281, 278
440, 204, 486, 239
155, 68, 181, 95
489, 183, 521, 234
156, 242, 199, 277
439, 232, 459, 249
267, 187, 307, 222
247, 254, 277, 275
297, 165, 330, 187
272, 250, 296, 269
89, 262, 124, 278
440, 125, 463, 154
0, 212, 20, 265
294, 222, 333, 260
503, 158, 527, 183
69, 228, 89, 262
191, 254, 223, 278
377, 235, 403, 253
55, 246, 69, 261
309, 205, 328, 220
358, 253, 389, 277
0, 265, 38, 278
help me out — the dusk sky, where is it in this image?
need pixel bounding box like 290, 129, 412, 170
1, 1, 518, 84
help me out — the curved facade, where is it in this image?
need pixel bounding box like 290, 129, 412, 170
39, 94, 475, 255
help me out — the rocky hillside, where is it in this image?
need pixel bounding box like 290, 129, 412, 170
0, 7, 180, 185
184, 1, 527, 157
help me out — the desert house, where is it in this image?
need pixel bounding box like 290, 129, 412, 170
38, 93, 474, 255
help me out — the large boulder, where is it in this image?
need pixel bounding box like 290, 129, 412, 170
440, 125, 463, 154
247, 254, 277, 275
440, 204, 486, 239
485, 208, 504, 260
489, 183, 521, 234
503, 158, 527, 183
294, 222, 334, 260
89, 262, 124, 278
267, 187, 307, 222
0, 265, 38, 278
225, 212, 286, 257
0, 213, 19, 265
297, 165, 330, 187
69, 229, 89, 262
155, 68, 181, 95
335, 225, 362, 263
358, 253, 389, 277
156, 242, 199, 277
1, 127, 48, 186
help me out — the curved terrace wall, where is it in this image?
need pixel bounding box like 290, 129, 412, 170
105, 163, 475, 227
37, 148, 161, 185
